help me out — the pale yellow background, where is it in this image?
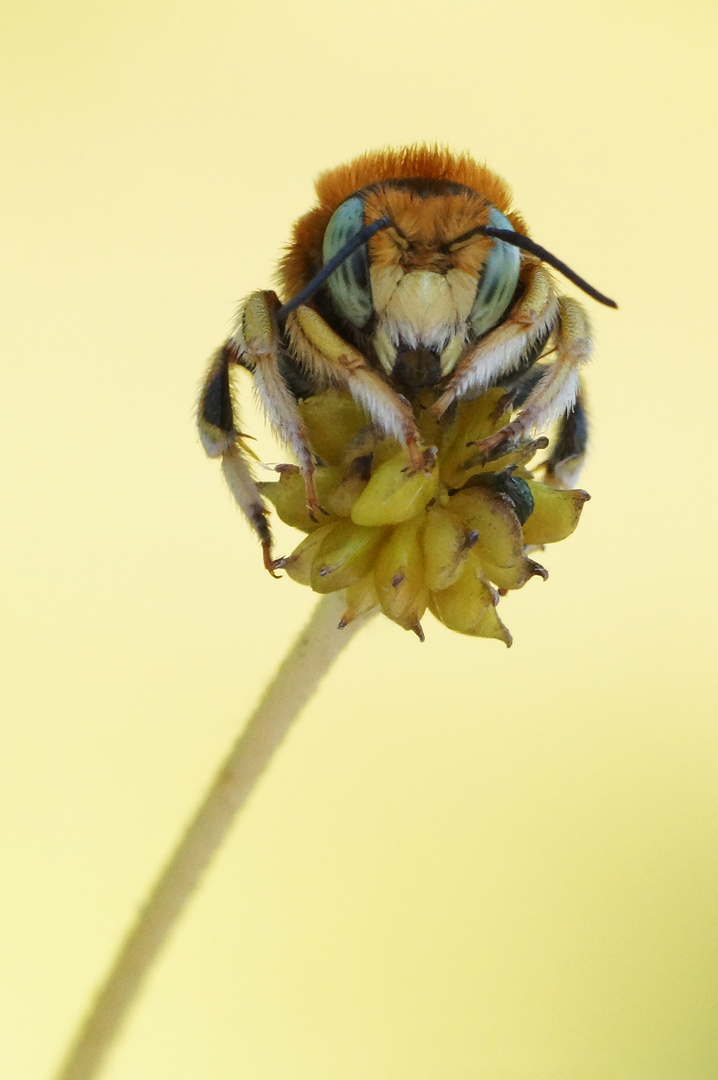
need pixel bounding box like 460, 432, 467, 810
2, 2, 717, 1078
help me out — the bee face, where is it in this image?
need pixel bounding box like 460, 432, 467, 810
318, 179, 522, 386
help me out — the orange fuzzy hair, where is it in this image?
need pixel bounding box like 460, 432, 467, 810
277, 145, 528, 300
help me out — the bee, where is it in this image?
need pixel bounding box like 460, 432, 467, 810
198, 146, 615, 574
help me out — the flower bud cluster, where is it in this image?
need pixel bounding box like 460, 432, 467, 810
260, 387, 589, 643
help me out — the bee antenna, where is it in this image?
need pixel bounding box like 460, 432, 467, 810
475, 226, 618, 309
276, 216, 392, 320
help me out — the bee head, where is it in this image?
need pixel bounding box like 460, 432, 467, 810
345, 180, 523, 383
277, 150, 615, 388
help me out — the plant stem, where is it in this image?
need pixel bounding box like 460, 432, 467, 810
54, 592, 366, 1080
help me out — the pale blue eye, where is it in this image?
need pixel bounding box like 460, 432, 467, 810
469, 207, 521, 338
322, 197, 374, 328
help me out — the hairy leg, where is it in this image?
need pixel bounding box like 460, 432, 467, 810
543, 381, 590, 488
431, 264, 559, 419
286, 305, 430, 470
197, 344, 277, 574
477, 296, 592, 461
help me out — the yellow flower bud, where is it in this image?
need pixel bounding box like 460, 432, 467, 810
447, 487, 534, 590
351, 450, 439, 527
522, 481, 590, 545
440, 387, 511, 488
283, 524, 335, 585
259, 466, 342, 531
468, 600, 513, 646
310, 520, 389, 594
339, 574, 379, 628
421, 506, 477, 592
428, 550, 497, 637
373, 517, 428, 637
322, 463, 371, 518
298, 389, 369, 466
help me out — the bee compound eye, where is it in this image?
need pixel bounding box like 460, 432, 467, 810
322, 196, 374, 328
469, 206, 521, 338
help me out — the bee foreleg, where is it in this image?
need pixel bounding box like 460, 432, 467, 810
286, 304, 427, 470
431, 264, 559, 418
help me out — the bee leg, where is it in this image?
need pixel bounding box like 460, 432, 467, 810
543, 382, 589, 488
285, 303, 427, 470
432, 264, 559, 419
197, 344, 279, 575
478, 296, 592, 461
491, 358, 552, 417
237, 291, 323, 518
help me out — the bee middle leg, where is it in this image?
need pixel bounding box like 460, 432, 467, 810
477, 296, 592, 466
493, 363, 590, 487
237, 291, 323, 518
